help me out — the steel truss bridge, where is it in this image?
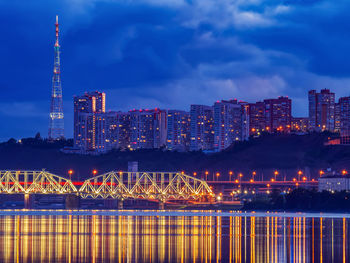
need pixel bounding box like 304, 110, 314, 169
0, 170, 213, 202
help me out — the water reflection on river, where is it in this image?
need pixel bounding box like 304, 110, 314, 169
0, 212, 348, 262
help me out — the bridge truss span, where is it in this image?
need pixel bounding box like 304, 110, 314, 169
0, 170, 213, 201
0, 170, 77, 194
79, 171, 213, 201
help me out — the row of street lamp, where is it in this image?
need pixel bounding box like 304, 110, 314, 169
65, 169, 349, 182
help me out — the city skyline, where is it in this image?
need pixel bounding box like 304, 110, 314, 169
1, 1, 350, 141
70, 88, 350, 154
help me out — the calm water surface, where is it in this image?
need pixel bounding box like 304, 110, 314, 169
0, 210, 348, 262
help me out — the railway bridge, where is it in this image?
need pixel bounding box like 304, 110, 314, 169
0, 170, 213, 208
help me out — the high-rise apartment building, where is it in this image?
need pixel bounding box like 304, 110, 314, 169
73, 91, 106, 152
335, 102, 341, 133
166, 110, 190, 151
264, 96, 292, 133
338, 97, 350, 137
130, 109, 167, 150
248, 101, 266, 136
213, 100, 249, 151
105, 111, 131, 151
308, 89, 335, 131
190, 105, 214, 151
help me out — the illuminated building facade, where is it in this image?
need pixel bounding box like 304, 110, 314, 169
130, 109, 167, 150
318, 175, 350, 192
264, 96, 292, 133
214, 100, 249, 151
73, 91, 106, 152
308, 89, 335, 131
105, 111, 131, 150
335, 102, 341, 132
338, 97, 350, 144
166, 110, 190, 151
248, 101, 266, 136
291, 117, 309, 132
190, 105, 214, 151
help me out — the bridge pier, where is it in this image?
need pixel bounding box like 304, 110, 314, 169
118, 199, 124, 210
159, 200, 165, 210
65, 194, 80, 210
104, 199, 118, 209
24, 194, 35, 209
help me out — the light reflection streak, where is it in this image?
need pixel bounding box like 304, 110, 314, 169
0, 214, 347, 262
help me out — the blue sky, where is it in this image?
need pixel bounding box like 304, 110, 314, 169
1, 0, 350, 141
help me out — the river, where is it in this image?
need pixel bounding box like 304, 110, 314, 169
0, 210, 348, 262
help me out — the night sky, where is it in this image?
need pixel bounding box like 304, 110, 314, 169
1, 0, 350, 141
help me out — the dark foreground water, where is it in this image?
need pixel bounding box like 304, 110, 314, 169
0, 210, 349, 262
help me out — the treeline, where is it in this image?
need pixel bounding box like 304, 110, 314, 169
244, 188, 350, 212
3, 133, 73, 149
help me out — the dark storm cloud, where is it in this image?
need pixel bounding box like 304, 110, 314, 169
0, 0, 350, 140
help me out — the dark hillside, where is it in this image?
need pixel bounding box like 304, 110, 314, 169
0, 133, 349, 181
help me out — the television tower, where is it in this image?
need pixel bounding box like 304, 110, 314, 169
48, 15, 64, 139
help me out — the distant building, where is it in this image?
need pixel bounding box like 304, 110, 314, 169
335, 102, 341, 133
291, 117, 309, 133
190, 105, 214, 151
264, 96, 292, 133
338, 97, 350, 136
248, 101, 266, 136
213, 100, 249, 151
94, 112, 107, 152
130, 109, 167, 150
73, 91, 106, 153
318, 175, 350, 192
105, 111, 131, 151
308, 89, 335, 132
166, 110, 190, 151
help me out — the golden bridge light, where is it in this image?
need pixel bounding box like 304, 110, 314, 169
0, 170, 213, 202
298, 170, 303, 175
68, 169, 73, 175
92, 169, 98, 175
342, 169, 348, 175
302, 176, 307, 181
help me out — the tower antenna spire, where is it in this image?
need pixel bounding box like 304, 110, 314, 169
49, 15, 64, 140
55, 15, 59, 47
